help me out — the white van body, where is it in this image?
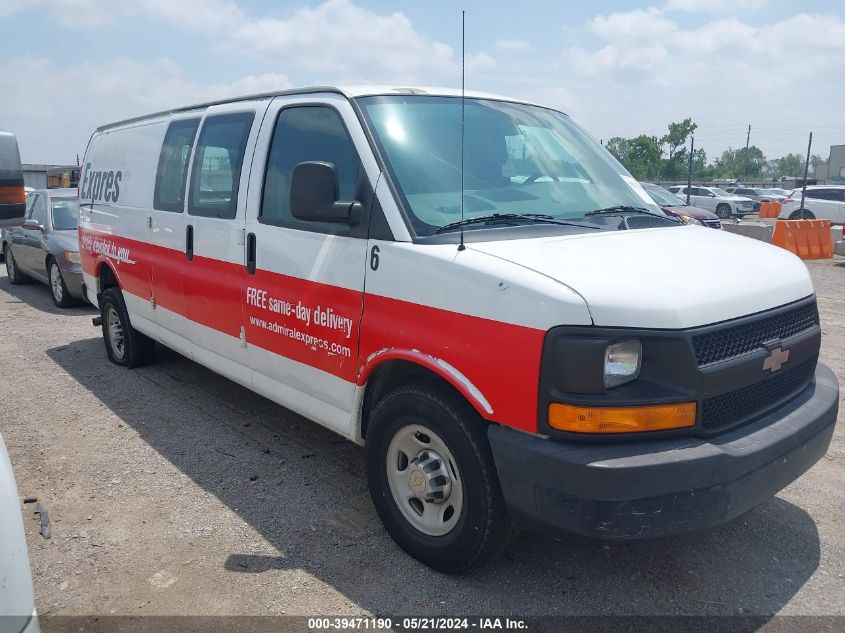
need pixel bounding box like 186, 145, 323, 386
79, 87, 838, 572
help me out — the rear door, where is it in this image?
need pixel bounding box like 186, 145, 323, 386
242, 94, 374, 436
19, 193, 47, 277
805, 189, 845, 223
149, 115, 201, 354
183, 101, 268, 384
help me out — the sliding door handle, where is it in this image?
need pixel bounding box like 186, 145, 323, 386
186, 225, 194, 261
246, 232, 256, 275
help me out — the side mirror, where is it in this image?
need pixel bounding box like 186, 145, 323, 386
22, 218, 41, 231
0, 130, 26, 228
290, 161, 361, 224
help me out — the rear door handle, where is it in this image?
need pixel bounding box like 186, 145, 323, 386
186, 225, 194, 261
246, 232, 256, 275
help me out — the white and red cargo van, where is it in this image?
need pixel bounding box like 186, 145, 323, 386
79, 86, 838, 572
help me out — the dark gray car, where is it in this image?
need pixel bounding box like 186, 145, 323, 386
1, 188, 84, 307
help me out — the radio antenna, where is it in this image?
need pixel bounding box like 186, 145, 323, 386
458, 9, 466, 252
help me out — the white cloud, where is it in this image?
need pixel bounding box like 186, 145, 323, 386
664, 0, 770, 12
495, 39, 533, 51
0, 57, 290, 162
589, 7, 678, 41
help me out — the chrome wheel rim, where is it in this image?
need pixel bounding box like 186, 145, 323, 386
106, 306, 125, 360
50, 263, 63, 302
386, 424, 463, 537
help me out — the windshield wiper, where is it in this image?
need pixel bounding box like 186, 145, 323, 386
436, 213, 602, 234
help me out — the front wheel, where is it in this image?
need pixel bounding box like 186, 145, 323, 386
366, 382, 517, 573
789, 209, 815, 220
100, 287, 156, 368
49, 259, 76, 308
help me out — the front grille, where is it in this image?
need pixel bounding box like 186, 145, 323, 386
621, 215, 679, 230
692, 301, 819, 366
703, 219, 722, 229
700, 355, 817, 432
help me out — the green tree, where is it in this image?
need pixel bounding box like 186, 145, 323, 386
774, 153, 804, 178
605, 135, 663, 180
660, 118, 697, 179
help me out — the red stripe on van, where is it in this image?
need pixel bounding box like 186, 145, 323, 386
79, 227, 544, 432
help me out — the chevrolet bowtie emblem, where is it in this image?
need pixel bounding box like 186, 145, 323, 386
762, 346, 790, 373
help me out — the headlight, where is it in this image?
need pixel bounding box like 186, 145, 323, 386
604, 339, 642, 388
65, 251, 80, 264
680, 215, 703, 225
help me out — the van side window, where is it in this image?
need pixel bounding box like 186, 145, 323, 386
189, 112, 255, 219
154, 118, 200, 212
261, 106, 361, 229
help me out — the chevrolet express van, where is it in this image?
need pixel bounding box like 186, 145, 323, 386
79, 87, 839, 572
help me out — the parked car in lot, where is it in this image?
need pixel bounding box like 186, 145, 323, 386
666, 185, 755, 218
1, 188, 84, 307
640, 182, 722, 228
725, 186, 789, 203
780, 186, 845, 222
78, 86, 838, 572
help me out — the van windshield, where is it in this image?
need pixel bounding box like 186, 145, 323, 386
357, 95, 662, 237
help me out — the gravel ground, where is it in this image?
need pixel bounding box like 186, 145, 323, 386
1, 258, 844, 619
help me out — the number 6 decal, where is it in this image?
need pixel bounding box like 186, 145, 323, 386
370, 245, 380, 271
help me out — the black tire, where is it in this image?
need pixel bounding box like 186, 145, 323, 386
4, 246, 29, 285
715, 204, 732, 219
367, 381, 517, 573
789, 209, 815, 220
99, 287, 156, 368
48, 258, 76, 308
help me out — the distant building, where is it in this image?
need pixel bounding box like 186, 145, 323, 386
22, 164, 79, 190
812, 144, 845, 182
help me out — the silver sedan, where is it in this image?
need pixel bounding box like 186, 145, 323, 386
1, 188, 85, 307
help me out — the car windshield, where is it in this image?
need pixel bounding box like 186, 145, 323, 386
51, 198, 79, 230
357, 95, 663, 236
710, 187, 731, 197
642, 184, 686, 207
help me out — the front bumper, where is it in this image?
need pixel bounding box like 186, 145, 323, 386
58, 262, 85, 299
489, 363, 838, 540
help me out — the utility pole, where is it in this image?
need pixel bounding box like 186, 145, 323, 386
743, 124, 751, 182
686, 135, 694, 206
800, 131, 812, 213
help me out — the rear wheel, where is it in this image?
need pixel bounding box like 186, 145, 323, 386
4, 246, 28, 285
48, 259, 76, 308
99, 287, 156, 368
789, 209, 815, 220
366, 381, 517, 573
715, 204, 732, 219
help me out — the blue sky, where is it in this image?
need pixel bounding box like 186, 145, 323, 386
2, 0, 844, 165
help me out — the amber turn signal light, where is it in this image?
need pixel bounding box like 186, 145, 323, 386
548, 402, 696, 433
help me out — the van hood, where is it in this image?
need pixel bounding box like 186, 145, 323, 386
469, 226, 814, 329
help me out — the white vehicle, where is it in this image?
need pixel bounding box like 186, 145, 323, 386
79, 86, 838, 572
667, 185, 756, 218
781, 186, 845, 222
0, 432, 39, 633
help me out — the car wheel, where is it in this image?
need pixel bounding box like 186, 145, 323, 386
4, 246, 29, 285
99, 287, 156, 368
715, 204, 732, 219
366, 381, 518, 573
789, 209, 815, 220
48, 259, 76, 308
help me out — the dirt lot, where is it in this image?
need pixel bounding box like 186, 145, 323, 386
1, 259, 844, 619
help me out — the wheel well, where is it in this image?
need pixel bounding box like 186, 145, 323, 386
360, 360, 469, 440
98, 263, 119, 293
